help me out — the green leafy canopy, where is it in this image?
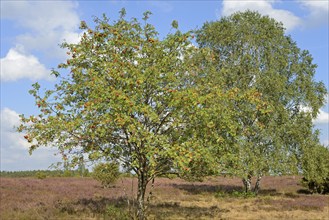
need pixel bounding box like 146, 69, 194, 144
17, 9, 219, 181
196, 11, 327, 182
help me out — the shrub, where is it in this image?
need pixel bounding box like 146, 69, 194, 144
165, 173, 177, 179
35, 171, 47, 179
92, 162, 120, 188
83, 168, 90, 177
63, 170, 73, 177
302, 177, 329, 194
301, 144, 329, 194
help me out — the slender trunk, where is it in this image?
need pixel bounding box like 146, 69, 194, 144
253, 175, 262, 195
242, 174, 252, 193
137, 171, 147, 220
146, 177, 155, 204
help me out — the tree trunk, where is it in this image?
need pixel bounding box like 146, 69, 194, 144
242, 174, 252, 193
137, 171, 147, 220
253, 175, 262, 195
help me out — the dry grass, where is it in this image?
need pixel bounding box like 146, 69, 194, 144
0, 176, 328, 219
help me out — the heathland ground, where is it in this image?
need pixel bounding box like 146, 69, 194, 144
0, 175, 328, 219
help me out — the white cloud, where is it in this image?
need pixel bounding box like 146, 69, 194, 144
1, 1, 79, 30
323, 139, 329, 147
0, 108, 30, 150
313, 94, 329, 125
1, 1, 82, 82
0, 108, 60, 171
323, 94, 329, 105
297, 105, 328, 125
219, 0, 302, 31
299, 0, 329, 28
218, 0, 329, 31
0, 45, 54, 82
1, 1, 81, 59
1, 108, 21, 132
314, 109, 329, 125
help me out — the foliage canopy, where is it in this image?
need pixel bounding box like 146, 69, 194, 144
196, 11, 327, 191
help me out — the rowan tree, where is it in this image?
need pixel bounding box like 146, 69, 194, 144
17, 9, 213, 219
196, 11, 327, 193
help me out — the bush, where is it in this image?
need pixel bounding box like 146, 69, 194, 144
302, 177, 329, 194
83, 168, 90, 177
63, 170, 73, 177
301, 144, 329, 194
35, 171, 47, 179
92, 162, 120, 188
165, 173, 177, 179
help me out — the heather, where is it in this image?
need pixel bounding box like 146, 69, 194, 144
1, 176, 328, 219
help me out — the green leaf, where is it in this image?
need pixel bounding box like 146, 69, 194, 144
171, 20, 178, 29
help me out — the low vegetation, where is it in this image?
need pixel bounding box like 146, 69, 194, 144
92, 162, 121, 188
0, 175, 328, 220
0, 169, 90, 178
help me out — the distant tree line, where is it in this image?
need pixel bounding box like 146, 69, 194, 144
0, 169, 90, 178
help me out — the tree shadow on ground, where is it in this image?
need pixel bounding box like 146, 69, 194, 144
55, 196, 129, 214
258, 189, 281, 196
56, 196, 228, 219
296, 189, 312, 194
172, 183, 281, 196
172, 183, 236, 194
148, 201, 229, 219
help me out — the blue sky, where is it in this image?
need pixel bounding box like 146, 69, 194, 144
1, 0, 328, 171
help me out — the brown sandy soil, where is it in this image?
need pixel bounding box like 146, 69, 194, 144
0, 176, 328, 219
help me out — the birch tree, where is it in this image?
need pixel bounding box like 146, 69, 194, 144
196, 11, 327, 193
